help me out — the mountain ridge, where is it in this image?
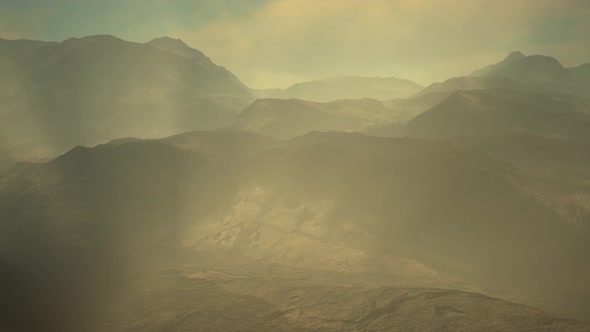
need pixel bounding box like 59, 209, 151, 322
232, 97, 395, 138
470, 51, 587, 96
253, 75, 424, 101
0, 34, 254, 164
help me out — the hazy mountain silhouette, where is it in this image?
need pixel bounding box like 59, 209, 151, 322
471, 51, 587, 96
362, 53, 590, 138
470, 51, 526, 76
233, 98, 394, 138
417, 76, 524, 96
253, 76, 424, 101
405, 89, 590, 139
361, 92, 453, 136
569, 63, 590, 87
0, 35, 253, 163
146, 36, 212, 60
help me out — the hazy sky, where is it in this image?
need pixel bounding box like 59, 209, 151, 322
1, 0, 589, 88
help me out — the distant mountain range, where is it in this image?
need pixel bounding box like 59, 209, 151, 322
416, 76, 524, 96
470, 51, 590, 97
406, 89, 590, 139
232, 97, 394, 138
0, 35, 253, 162
253, 76, 424, 101
2, 35, 590, 330
2, 35, 588, 164
238, 51, 590, 139
239, 83, 590, 140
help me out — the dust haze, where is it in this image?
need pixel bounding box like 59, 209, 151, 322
1, 1, 590, 331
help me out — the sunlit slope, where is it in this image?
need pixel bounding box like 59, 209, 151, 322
98, 270, 590, 332
2, 130, 590, 325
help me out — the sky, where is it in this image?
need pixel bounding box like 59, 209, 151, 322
1, 0, 589, 88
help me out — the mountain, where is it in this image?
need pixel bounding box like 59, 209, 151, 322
470, 50, 526, 76
470, 51, 586, 96
0, 35, 253, 164
398, 88, 590, 225
253, 76, 424, 102
369, 51, 590, 139
365, 72, 561, 138
417, 76, 524, 96
146, 36, 212, 60
405, 89, 590, 139
2, 130, 590, 328
232, 98, 394, 138
363, 80, 528, 137
569, 63, 590, 86
98, 271, 590, 332
362, 92, 451, 136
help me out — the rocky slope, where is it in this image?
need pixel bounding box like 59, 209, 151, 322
98, 269, 590, 332
2, 130, 590, 330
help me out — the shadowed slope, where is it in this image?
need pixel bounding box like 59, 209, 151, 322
0, 35, 253, 163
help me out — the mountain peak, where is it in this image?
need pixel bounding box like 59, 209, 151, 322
505, 50, 525, 61
470, 51, 526, 77
146, 36, 210, 61
149, 36, 188, 48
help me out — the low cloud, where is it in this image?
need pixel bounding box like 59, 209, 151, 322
177, 0, 590, 88
1, 0, 588, 88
